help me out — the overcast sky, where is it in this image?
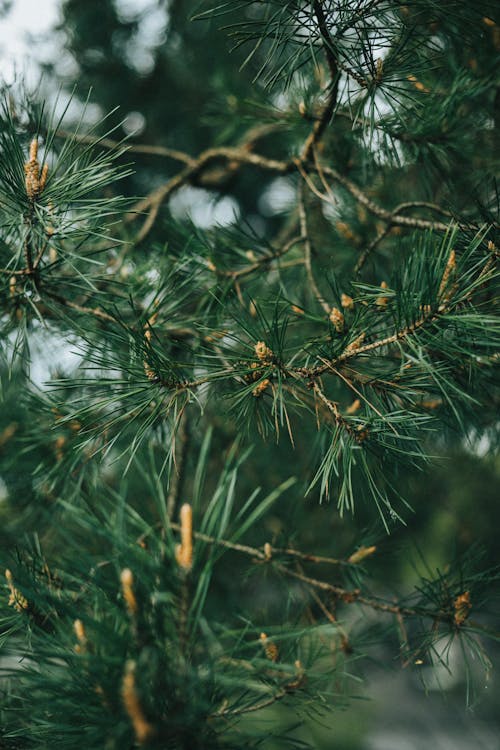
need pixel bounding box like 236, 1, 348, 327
0, 0, 61, 84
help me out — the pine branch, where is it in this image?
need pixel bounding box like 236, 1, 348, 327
163, 517, 497, 639
298, 183, 331, 314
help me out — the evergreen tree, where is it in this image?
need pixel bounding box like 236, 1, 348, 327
0, 1, 499, 748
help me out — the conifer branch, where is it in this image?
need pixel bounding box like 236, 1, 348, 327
127, 147, 290, 243
123, 143, 492, 246
56, 128, 196, 166
206, 234, 305, 281
166, 411, 190, 520
164, 521, 496, 637
301, 304, 450, 380
311, 381, 363, 442
167, 523, 345, 566
211, 684, 294, 718
43, 289, 117, 323
300, 1, 340, 161
298, 183, 331, 314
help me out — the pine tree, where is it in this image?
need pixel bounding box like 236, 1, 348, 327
0, 1, 499, 748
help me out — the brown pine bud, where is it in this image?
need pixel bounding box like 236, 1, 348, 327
122, 661, 154, 744
5, 569, 28, 612
175, 504, 193, 570
329, 307, 345, 333
344, 332, 365, 355
438, 249, 457, 305
260, 632, 279, 662
375, 281, 389, 308
120, 568, 138, 616
254, 341, 274, 362
346, 398, 362, 415
348, 545, 377, 564
341, 293, 354, 311
252, 378, 270, 397
453, 591, 471, 626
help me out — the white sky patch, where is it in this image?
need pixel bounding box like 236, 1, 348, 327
114, 0, 168, 75
0, 0, 168, 83
0, 0, 61, 85
15, 322, 84, 388
258, 177, 296, 216
122, 110, 146, 135
169, 186, 240, 230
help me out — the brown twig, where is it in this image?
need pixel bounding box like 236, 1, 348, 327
164, 522, 484, 629
126, 147, 290, 243
167, 523, 345, 566
43, 289, 116, 323
166, 410, 190, 520
311, 381, 362, 442
298, 183, 331, 314
208, 234, 305, 281
301, 305, 443, 381
300, 2, 339, 161
56, 128, 195, 166
211, 686, 289, 718
354, 223, 393, 274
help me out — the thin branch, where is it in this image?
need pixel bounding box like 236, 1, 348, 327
354, 201, 457, 273
211, 686, 289, 718
126, 147, 290, 243
167, 523, 344, 566
319, 165, 454, 232
56, 129, 195, 167
354, 223, 392, 274
166, 410, 190, 520
208, 234, 305, 281
165, 521, 495, 636
43, 289, 117, 323
300, 1, 339, 161
298, 183, 331, 315
304, 306, 442, 380
118, 138, 490, 246
311, 381, 362, 442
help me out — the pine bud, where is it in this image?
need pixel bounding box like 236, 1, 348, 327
24, 137, 48, 199
347, 545, 377, 564
340, 293, 354, 311
375, 281, 389, 308
453, 591, 471, 626
122, 661, 154, 744
344, 331, 365, 355
252, 378, 270, 397
254, 341, 273, 362
175, 503, 193, 570
74, 619, 87, 652
329, 307, 345, 333
336, 221, 357, 243
120, 568, 138, 616
5, 569, 28, 612
287, 660, 305, 690
346, 398, 361, 415
438, 249, 457, 304
260, 632, 279, 662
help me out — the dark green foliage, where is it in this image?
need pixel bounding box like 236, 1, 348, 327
0, 1, 499, 747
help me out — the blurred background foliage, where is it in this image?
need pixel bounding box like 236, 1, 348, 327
0, 1, 499, 748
